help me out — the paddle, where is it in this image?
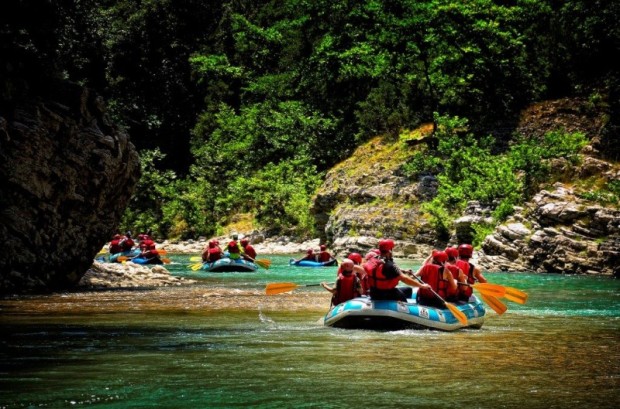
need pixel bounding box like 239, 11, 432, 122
265, 282, 333, 295
458, 282, 506, 298
118, 255, 170, 264
190, 262, 204, 271
412, 275, 468, 325
479, 293, 508, 315
462, 281, 528, 304
189, 256, 202, 262
240, 253, 271, 269
501, 285, 528, 304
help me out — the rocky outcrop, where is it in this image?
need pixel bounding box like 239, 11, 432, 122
79, 262, 194, 289
0, 81, 140, 293
309, 98, 619, 273
311, 133, 440, 258
478, 183, 620, 275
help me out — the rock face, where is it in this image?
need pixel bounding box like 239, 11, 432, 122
478, 183, 620, 275
310, 98, 619, 274
0, 81, 140, 293
311, 130, 441, 259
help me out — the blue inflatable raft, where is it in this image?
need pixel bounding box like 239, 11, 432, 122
289, 258, 338, 267
108, 249, 140, 263
200, 258, 259, 272
323, 289, 486, 331
130, 256, 164, 265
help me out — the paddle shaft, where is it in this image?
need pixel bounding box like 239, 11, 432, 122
265, 282, 333, 295
412, 274, 468, 325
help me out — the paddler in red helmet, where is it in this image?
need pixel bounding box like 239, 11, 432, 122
365, 238, 430, 302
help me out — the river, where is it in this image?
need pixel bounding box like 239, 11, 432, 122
1, 255, 619, 408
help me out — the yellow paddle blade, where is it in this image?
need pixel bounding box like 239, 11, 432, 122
255, 258, 271, 269
503, 286, 528, 304
445, 302, 468, 325
479, 293, 507, 315
265, 282, 299, 295
472, 283, 506, 298
189, 256, 202, 262
190, 263, 203, 271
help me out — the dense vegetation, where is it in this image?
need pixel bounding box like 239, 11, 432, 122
2, 0, 618, 240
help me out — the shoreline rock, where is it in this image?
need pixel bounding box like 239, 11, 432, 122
79, 261, 195, 289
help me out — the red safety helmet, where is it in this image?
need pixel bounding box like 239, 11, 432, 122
240, 238, 249, 246
307, 249, 314, 255
341, 259, 354, 268
347, 253, 363, 265
445, 247, 459, 259
113, 234, 121, 240
458, 244, 474, 257
378, 239, 395, 253
433, 250, 448, 264
320, 244, 327, 251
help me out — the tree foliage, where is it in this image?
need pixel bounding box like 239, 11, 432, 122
2, 0, 616, 239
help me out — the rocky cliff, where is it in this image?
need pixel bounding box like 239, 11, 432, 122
312, 124, 441, 259
313, 98, 619, 275
0, 81, 140, 293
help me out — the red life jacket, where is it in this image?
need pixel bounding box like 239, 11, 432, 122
365, 258, 400, 291
342, 265, 368, 294
243, 245, 256, 259
318, 251, 331, 262
456, 259, 475, 298
120, 238, 135, 251
417, 263, 449, 302
109, 239, 122, 254
228, 241, 240, 254
334, 273, 359, 305
208, 248, 222, 261
141, 239, 156, 250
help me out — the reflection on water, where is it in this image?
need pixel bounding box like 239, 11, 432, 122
1, 255, 619, 408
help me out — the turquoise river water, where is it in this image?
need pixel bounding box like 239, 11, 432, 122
1, 254, 619, 408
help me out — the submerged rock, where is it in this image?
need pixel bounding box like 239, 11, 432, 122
79, 262, 194, 289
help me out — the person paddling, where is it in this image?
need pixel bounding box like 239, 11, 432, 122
413, 250, 457, 308
321, 259, 363, 306
293, 249, 317, 264
455, 244, 487, 301
119, 231, 135, 252
201, 240, 223, 263
444, 247, 465, 301
342, 252, 367, 295
109, 234, 123, 254
240, 238, 257, 261
317, 244, 335, 263
365, 238, 430, 302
